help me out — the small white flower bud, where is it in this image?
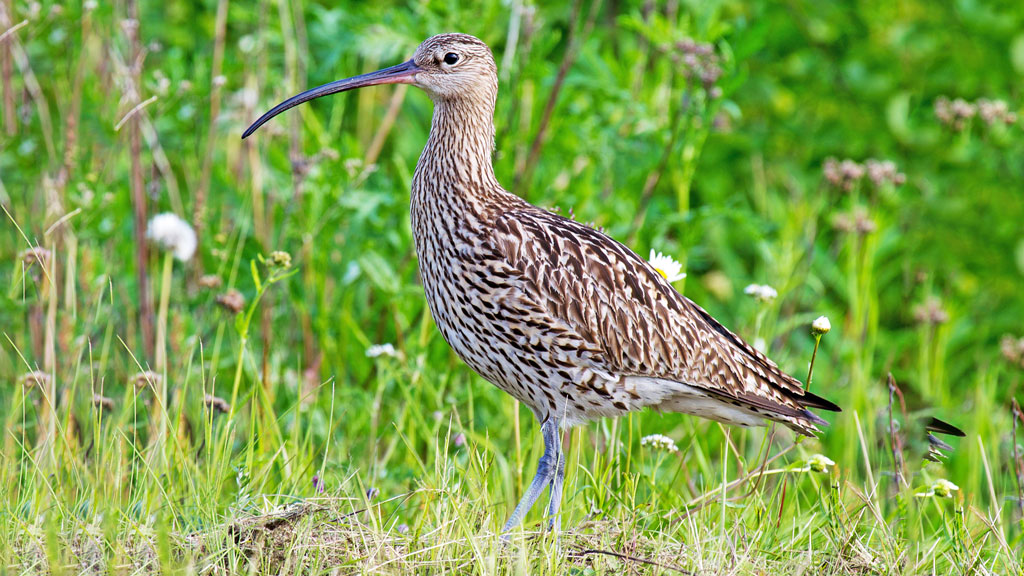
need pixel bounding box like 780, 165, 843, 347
812, 316, 831, 336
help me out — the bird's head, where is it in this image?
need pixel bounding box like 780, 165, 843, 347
411, 33, 497, 102
242, 33, 497, 139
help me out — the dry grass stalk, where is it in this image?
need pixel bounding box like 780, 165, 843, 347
0, 0, 15, 135
192, 0, 230, 259
123, 0, 154, 361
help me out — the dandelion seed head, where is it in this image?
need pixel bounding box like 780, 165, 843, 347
147, 213, 197, 262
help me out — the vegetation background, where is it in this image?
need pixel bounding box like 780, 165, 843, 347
1, 0, 1023, 573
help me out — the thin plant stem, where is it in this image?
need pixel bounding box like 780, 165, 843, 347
125, 0, 153, 360
155, 252, 173, 373
193, 0, 230, 259
806, 334, 821, 392
887, 373, 905, 489
1012, 399, 1024, 521
152, 251, 174, 465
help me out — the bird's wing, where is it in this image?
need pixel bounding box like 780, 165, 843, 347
489, 207, 838, 428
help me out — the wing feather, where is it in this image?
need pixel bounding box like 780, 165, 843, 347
490, 207, 839, 430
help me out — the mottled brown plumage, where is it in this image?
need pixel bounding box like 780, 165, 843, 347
244, 32, 841, 534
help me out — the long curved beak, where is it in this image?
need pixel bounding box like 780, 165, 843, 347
242, 59, 420, 139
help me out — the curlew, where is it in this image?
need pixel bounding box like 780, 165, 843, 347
243, 33, 841, 534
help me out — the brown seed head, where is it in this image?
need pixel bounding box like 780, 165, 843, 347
853, 207, 877, 235
913, 297, 949, 326
864, 159, 906, 188
198, 274, 222, 289
823, 157, 866, 192
216, 289, 245, 314
19, 247, 52, 271
204, 394, 230, 414
92, 394, 115, 412
1001, 335, 1024, 369
934, 96, 977, 131
132, 370, 161, 391
20, 371, 51, 391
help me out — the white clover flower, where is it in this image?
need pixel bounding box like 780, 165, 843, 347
366, 343, 397, 359
640, 433, 678, 453
147, 213, 197, 262
648, 250, 686, 283
931, 478, 959, 498
812, 316, 831, 336
744, 283, 778, 303
807, 454, 835, 473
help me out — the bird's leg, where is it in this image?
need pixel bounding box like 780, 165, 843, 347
544, 424, 565, 532
502, 418, 562, 535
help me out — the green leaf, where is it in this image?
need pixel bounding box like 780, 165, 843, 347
250, 260, 263, 293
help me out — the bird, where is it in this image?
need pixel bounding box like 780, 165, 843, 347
243, 33, 841, 535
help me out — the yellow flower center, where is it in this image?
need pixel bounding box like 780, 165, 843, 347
654, 267, 668, 279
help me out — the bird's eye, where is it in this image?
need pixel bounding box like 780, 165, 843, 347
443, 52, 460, 65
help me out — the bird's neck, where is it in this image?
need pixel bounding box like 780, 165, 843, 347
412, 97, 503, 214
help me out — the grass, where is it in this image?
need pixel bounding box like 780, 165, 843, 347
2, 0, 1024, 573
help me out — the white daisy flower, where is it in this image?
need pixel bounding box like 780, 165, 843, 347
640, 433, 679, 453
811, 316, 831, 336
648, 250, 686, 283
807, 454, 835, 473
931, 478, 959, 498
366, 343, 397, 358
147, 213, 197, 262
744, 283, 778, 303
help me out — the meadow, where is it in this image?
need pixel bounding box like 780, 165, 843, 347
2, 0, 1024, 573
